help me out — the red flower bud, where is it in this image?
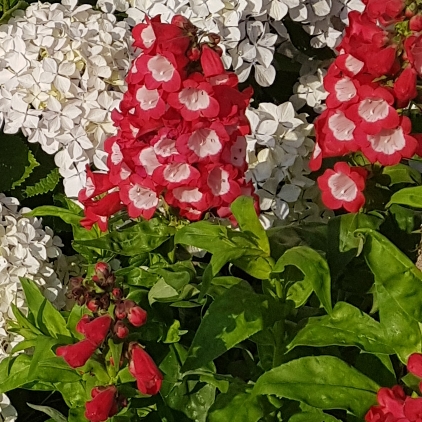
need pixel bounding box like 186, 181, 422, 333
85, 386, 118, 422
114, 321, 129, 339
95, 262, 110, 279
394, 66, 418, 104
201, 44, 225, 77
129, 344, 163, 395
127, 306, 147, 327
87, 299, 100, 313
112, 288, 123, 300
410, 15, 422, 31
56, 339, 97, 368
187, 46, 201, 61
79, 315, 112, 347
114, 301, 126, 320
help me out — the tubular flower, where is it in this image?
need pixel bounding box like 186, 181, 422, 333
79, 16, 255, 230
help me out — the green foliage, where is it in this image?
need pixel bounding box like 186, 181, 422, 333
253, 356, 379, 417
23, 168, 61, 197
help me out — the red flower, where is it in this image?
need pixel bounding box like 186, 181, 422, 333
365, 386, 406, 422
85, 386, 118, 422
408, 353, 422, 378
167, 74, 220, 121
119, 175, 159, 219
346, 85, 400, 135
80, 315, 112, 347
56, 339, 97, 368
405, 35, 422, 77
394, 66, 418, 105
404, 397, 422, 422
317, 162, 367, 213
129, 344, 163, 395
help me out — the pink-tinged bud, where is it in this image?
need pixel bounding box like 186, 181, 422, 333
207, 33, 221, 45
69, 277, 83, 289
81, 315, 112, 347
95, 262, 110, 279
394, 66, 418, 103
56, 339, 97, 368
114, 321, 129, 339
115, 302, 126, 320
87, 299, 100, 313
127, 306, 147, 327
85, 386, 118, 422
129, 344, 163, 395
112, 288, 123, 300
406, 5, 416, 18
187, 46, 201, 61
410, 15, 422, 31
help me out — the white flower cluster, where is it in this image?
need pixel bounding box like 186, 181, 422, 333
246, 102, 332, 227
0, 0, 134, 197
288, 0, 365, 49
0, 194, 68, 422
0, 194, 65, 358
290, 59, 329, 113
0, 394, 17, 422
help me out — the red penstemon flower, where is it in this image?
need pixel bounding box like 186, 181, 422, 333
317, 162, 367, 213
85, 386, 119, 422
79, 15, 255, 230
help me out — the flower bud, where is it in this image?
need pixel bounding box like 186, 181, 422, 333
127, 306, 147, 328
87, 298, 100, 313
81, 315, 112, 347
95, 262, 110, 279
69, 277, 84, 290
187, 46, 201, 61
56, 339, 97, 368
114, 321, 129, 339
207, 33, 221, 45
129, 343, 163, 395
112, 288, 123, 300
115, 301, 126, 320
85, 385, 118, 422
410, 15, 422, 31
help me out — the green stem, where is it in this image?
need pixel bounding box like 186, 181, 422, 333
272, 318, 286, 368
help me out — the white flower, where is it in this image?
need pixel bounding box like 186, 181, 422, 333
246, 101, 330, 225
0, 393, 17, 422
230, 20, 277, 86
0, 0, 135, 197
0, 194, 67, 364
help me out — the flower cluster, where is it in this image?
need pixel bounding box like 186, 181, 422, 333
0, 0, 134, 197
0, 394, 17, 422
0, 194, 66, 422
313, 0, 422, 213
0, 194, 65, 357
365, 353, 422, 422
245, 101, 330, 227
58, 262, 162, 422
79, 16, 254, 229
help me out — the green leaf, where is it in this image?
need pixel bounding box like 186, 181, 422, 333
253, 356, 379, 417
75, 218, 175, 255
183, 284, 285, 371
148, 279, 180, 304
0, 354, 32, 393
68, 407, 88, 422
387, 186, 422, 208
207, 383, 263, 422
357, 229, 422, 361
20, 278, 70, 339
382, 164, 421, 185
11, 303, 43, 336
55, 381, 87, 408
23, 167, 61, 197
24, 206, 82, 226
35, 357, 81, 383
289, 412, 341, 422
273, 247, 332, 314
26, 404, 67, 422
231, 196, 270, 255
288, 302, 394, 354
11, 149, 40, 188
330, 213, 384, 253
0, 134, 31, 191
